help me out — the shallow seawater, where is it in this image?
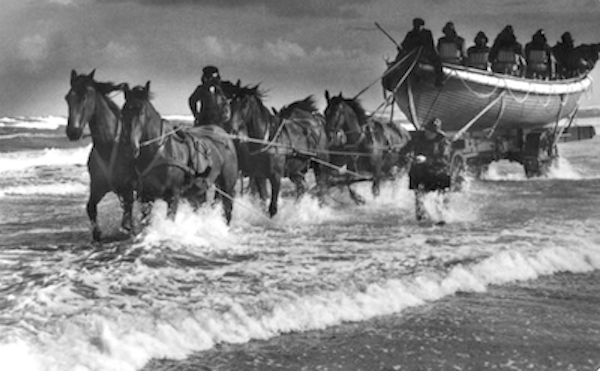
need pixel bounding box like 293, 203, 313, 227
1, 118, 600, 371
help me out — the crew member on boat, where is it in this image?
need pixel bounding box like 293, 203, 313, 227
489, 25, 525, 76
466, 31, 491, 70
399, 18, 444, 86
437, 22, 466, 64
408, 118, 452, 221
524, 29, 555, 79
553, 32, 576, 78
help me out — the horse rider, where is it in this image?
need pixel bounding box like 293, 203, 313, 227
489, 25, 526, 75
467, 31, 491, 70
399, 18, 444, 86
524, 29, 555, 79
553, 32, 576, 78
188, 65, 233, 126
408, 118, 452, 222
437, 21, 466, 64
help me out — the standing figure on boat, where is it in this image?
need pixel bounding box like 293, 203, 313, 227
467, 31, 491, 71
437, 21, 466, 65
408, 118, 452, 222
489, 25, 525, 76
524, 29, 555, 79
400, 17, 444, 87
553, 32, 576, 78
188, 66, 232, 127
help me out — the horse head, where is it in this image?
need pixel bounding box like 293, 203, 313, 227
122, 81, 155, 158
65, 69, 98, 141
228, 83, 270, 139
324, 90, 365, 148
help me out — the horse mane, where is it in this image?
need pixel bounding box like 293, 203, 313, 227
330, 95, 367, 126
127, 85, 155, 101
279, 96, 318, 117
230, 83, 267, 101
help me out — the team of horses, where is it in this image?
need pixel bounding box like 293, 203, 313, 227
65, 69, 412, 241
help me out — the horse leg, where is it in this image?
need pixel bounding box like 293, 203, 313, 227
87, 192, 106, 242
119, 189, 135, 234
166, 195, 179, 220
140, 200, 153, 228
268, 175, 281, 217
348, 184, 366, 205
289, 172, 307, 200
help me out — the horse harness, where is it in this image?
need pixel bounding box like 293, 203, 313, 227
135, 120, 213, 182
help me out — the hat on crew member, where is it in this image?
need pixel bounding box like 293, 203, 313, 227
202, 65, 220, 82
424, 118, 443, 133
413, 18, 425, 27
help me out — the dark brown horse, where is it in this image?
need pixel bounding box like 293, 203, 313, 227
228, 84, 329, 217
65, 69, 135, 241
122, 81, 238, 224
324, 91, 411, 204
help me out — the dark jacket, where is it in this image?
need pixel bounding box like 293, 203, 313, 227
409, 131, 452, 191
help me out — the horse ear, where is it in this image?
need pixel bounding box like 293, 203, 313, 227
89, 69, 96, 79
145, 81, 151, 92
325, 90, 330, 102
70, 70, 77, 84
236, 79, 241, 87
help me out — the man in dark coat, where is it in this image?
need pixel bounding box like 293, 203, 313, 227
400, 18, 444, 86
467, 31, 491, 70
437, 21, 466, 64
553, 32, 576, 78
489, 25, 525, 75
524, 29, 555, 78
188, 66, 235, 126
408, 118, 452, 221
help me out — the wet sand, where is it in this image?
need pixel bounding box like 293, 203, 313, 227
144, 271, 600, 371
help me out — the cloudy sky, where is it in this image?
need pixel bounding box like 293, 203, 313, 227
2, 0, 600, 117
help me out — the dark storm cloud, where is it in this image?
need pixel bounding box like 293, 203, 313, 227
95, 0, 366, 18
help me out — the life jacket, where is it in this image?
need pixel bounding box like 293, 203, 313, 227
527, 50, 548, 73
467, 50, 489, 70
492, 49, 520, 75
439, 41, 461, 64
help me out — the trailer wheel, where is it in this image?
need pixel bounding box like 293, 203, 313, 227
450, 152, 466, 191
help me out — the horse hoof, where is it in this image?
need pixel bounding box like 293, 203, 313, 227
92, 230, 102, 242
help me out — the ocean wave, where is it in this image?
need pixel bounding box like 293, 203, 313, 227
0, 116, 67, 130
2, 235, 598, 371
0, 145, 90, 173
0, 183, 88, 198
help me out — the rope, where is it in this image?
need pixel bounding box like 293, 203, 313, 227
353, 48, 419, 100
310, 157, 370, 180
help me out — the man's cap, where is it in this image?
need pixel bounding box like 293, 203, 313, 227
424, 118, 443, 133
562, 32, 573, 43
442, 22, 455, 35
202, 65, 220, 80
413, 18, 425, 27
475, 31, 488, 43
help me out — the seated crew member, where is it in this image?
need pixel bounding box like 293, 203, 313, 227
489, 25, 525, 76
408, 118, 452, 222
188, 66, 233, 127
553, 32, 576, 78
437, 22, 466, 64
524, 29, 555, 79
400, 18, 444, 86
467, 31, 491, 70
